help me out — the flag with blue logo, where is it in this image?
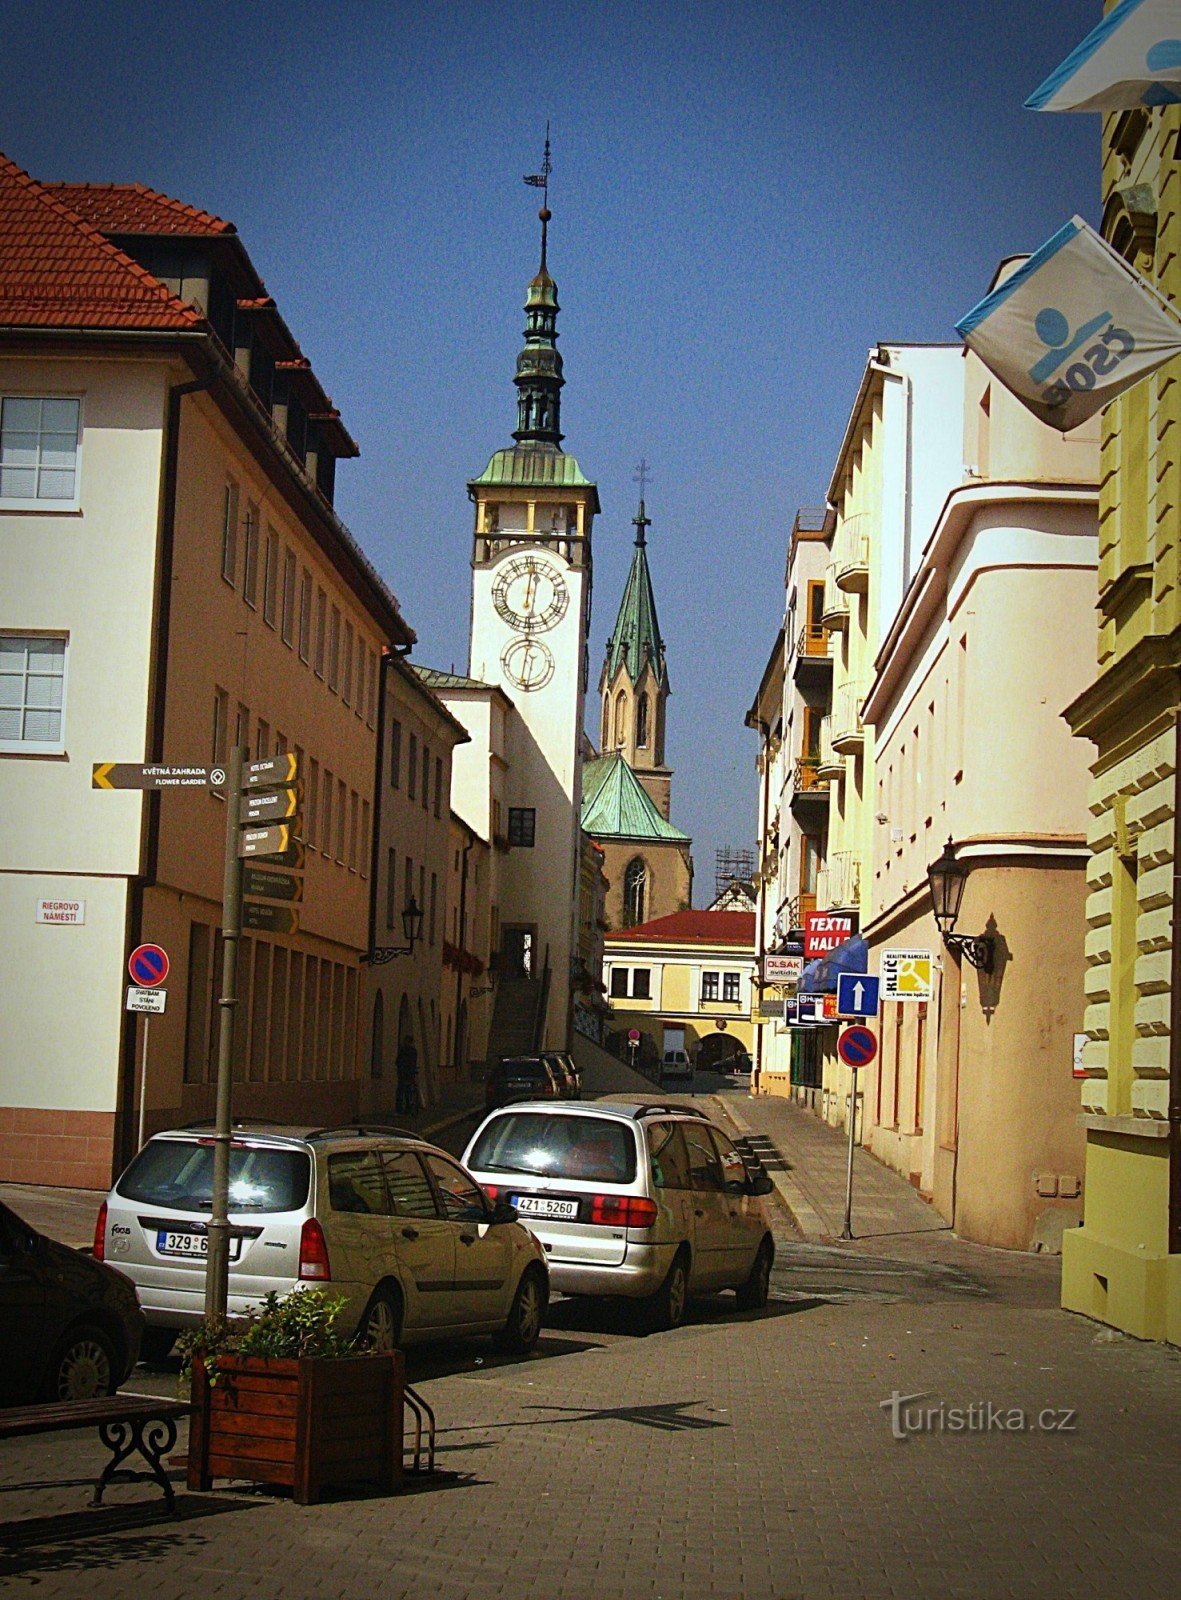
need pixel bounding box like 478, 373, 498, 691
1027, 0, 1181, 112
955, 217, 1181, 432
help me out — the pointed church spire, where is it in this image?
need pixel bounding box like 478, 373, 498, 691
514, 127, 564, 448
604, 485, 665, 687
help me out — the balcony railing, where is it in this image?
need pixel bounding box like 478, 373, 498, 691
820, 563, 849, 629
816, 714, 843, 780
834, 513, 871, 594
815, 849, 861, 912
830, 681, 865, 754
793, 755, 827, 793
796, 621, 831, 660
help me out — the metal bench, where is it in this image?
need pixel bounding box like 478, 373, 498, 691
0, 1394, 191, 1512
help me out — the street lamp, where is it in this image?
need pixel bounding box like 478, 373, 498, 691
926, 838, 994, 973
363, 896, 424, 966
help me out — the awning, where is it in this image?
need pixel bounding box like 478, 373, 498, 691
798, 934, 868, 995
1026, 0, 1181, 114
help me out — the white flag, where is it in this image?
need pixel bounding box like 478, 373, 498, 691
956, 216, 1181, 432
1027, 0, 1181, 112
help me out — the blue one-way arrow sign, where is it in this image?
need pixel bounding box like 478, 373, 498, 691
837, 972, 879, 1018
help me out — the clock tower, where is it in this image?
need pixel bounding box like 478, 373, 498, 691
466, 173, 600, 1046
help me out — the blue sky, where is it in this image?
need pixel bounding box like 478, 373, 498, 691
2, 0, 1101, 888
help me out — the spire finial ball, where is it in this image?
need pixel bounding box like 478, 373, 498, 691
539, 206, 551, 222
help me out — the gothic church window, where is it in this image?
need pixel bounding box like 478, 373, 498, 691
615, 692, 627, 747
637, 693, 650, 748
624, 856, 648, 928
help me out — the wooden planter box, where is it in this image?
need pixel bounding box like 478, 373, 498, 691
187, 1350, 404, 1505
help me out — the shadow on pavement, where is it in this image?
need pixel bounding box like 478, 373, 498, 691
0, 1492, 257, 1579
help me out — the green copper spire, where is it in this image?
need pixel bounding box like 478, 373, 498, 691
604, 496, 665, 686
514, 128, 563, 447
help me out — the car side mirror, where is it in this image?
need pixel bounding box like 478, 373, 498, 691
490, 1200, 519, 1225
747, 1170, 774, 1197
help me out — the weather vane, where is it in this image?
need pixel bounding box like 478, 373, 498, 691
633, 458, 652, 500
523, 122, 552, 209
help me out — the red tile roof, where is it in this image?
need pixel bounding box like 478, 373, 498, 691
605, 910, 756, 946
41, 181, 234, 237
0, 153, 202, 331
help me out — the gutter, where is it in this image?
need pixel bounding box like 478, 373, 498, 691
752, 718, 772, 1095
1170, 705, 1181, 1253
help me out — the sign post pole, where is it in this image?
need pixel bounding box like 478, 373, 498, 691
207, 741, 246, 1323
841, 1065, 859, 1241
137, 1015, 150, 1153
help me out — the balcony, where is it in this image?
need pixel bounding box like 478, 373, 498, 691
820, 563, 849, 630
790, 755, 830, 818
792, 620, 833, 689
816, 714, 844, 781
834, 513, 871, 593
830, 681, 865, 755
815, 849, 861, 913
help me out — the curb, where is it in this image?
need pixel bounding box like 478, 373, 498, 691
709, 1095, 826, 1241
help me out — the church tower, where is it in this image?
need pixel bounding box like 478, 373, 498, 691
467, 152, 600, 1046
599, 497, 673, 820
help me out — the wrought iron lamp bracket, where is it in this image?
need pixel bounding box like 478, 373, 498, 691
942, 932, 994, 974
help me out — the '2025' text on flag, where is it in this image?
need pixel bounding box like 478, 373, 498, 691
955, 216, 1181, 433
1026, 0, 1181, 113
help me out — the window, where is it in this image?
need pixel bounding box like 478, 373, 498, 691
647, 1123, 691, 1190
0, 634, 67, 751
423, 1153, 486, 1221
335, 777, 346, 861
210, 686, 228, 766
235, 703, 250, 752
242, 502, 260, 606
348, 790, 359, 871
308, 757, 320, 848
610, 967, 628, 998
404, 855, 413, 913
386, 847, 397, 926
256, 720, 269, 761
701, 971, 719, 1003
390, 719, 401, 788
366, 650, 377, 727
682, 1124, 726, 1192
723, 972, 741, 1004
263, 528, 279, 627
614, 691, 626, 746
0, 396, 80, 504
623, 856, 647, 928
298, 568, 312, 662
434, 756, 443, 818
327, 1152, 387, 1215
508, 807, 536, 847
632, 968, 651, 1000
322, 768, 333, 855
637, 693, 650, 747
430, 873, 438, 945
381, 1151, 438, 1219
328, 606, 341, 690
342, 622, 354, 706
281, 548, 296, 645
408, 734, 418, 800
421, 743, 429, 809
220, 480, 239, 585
314, 588, 327, 677
361, 800, 370, 879
355, 641, 365, 718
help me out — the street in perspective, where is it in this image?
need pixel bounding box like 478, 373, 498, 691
3, 3, 1181, 1597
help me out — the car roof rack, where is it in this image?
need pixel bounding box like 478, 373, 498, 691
305, 1124, 419, 1142
621, 1102, 711, 1121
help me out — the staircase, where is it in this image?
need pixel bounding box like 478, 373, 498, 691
485, 975, 548, 1066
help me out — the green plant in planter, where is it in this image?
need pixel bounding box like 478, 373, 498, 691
178, 1289, 353, 1390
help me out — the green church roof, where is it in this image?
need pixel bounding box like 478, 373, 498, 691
581, 752, 689, 843
469, 445, 596, 491
604, 499, 664, 687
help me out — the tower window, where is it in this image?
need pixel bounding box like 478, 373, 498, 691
637, 693, 650, 748
508, 807, 536, 847
615, 691, 627, 747
623, 857, 648, 928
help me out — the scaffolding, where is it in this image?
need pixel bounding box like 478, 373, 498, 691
715, 847, 756, 903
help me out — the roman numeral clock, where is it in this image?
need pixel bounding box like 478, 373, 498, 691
493, 555, 568, 691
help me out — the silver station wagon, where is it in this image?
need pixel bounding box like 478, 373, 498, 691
99, 1123, 549, 1359
462, 1101, 775, 1331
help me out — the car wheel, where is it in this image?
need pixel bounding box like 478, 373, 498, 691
735, 1237, 774, 1311
358, 1287, 404, 1352
139, 1327, 177, 1364
647, 1251, 689, 1333
494, 1265, 548, 1355
46, 1323, 119, 1401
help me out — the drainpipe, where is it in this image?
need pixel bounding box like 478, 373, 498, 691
116, 371, 213, 1173
1169, 708, 1181, 1253
368, 650, 389, 959
752, 717, 772, 1096
455, 832, 473, 1073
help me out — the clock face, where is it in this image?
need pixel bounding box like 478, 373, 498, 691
501, 637, 555, 693
492, 555, 569, 635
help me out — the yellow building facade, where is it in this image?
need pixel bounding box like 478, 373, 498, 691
1062, 97, 1181, 1343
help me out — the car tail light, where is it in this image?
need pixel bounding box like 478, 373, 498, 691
589, 1194, 659, 1229
93, 1200, 108, 1261
298, 1218, 331, 1281
482, 1184, 500, 1202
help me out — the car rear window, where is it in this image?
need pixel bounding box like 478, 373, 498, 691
468, 1113, 637, 1184
497, 1059, 548, 1080
116, 1139, 311, 1214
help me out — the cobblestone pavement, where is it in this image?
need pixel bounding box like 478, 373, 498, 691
4, 1082, 1181, 1598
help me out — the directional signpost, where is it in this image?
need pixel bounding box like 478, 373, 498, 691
95, 741, 303, 1320
836, 973, 879, 1019
836, 1024, 879, 1241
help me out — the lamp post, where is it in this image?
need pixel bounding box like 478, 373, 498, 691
362, 896, 424, 966
926, 838, 994, 973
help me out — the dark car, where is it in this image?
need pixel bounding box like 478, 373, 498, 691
0, 1198, 144, 1405
485, 1055, 561, 1110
